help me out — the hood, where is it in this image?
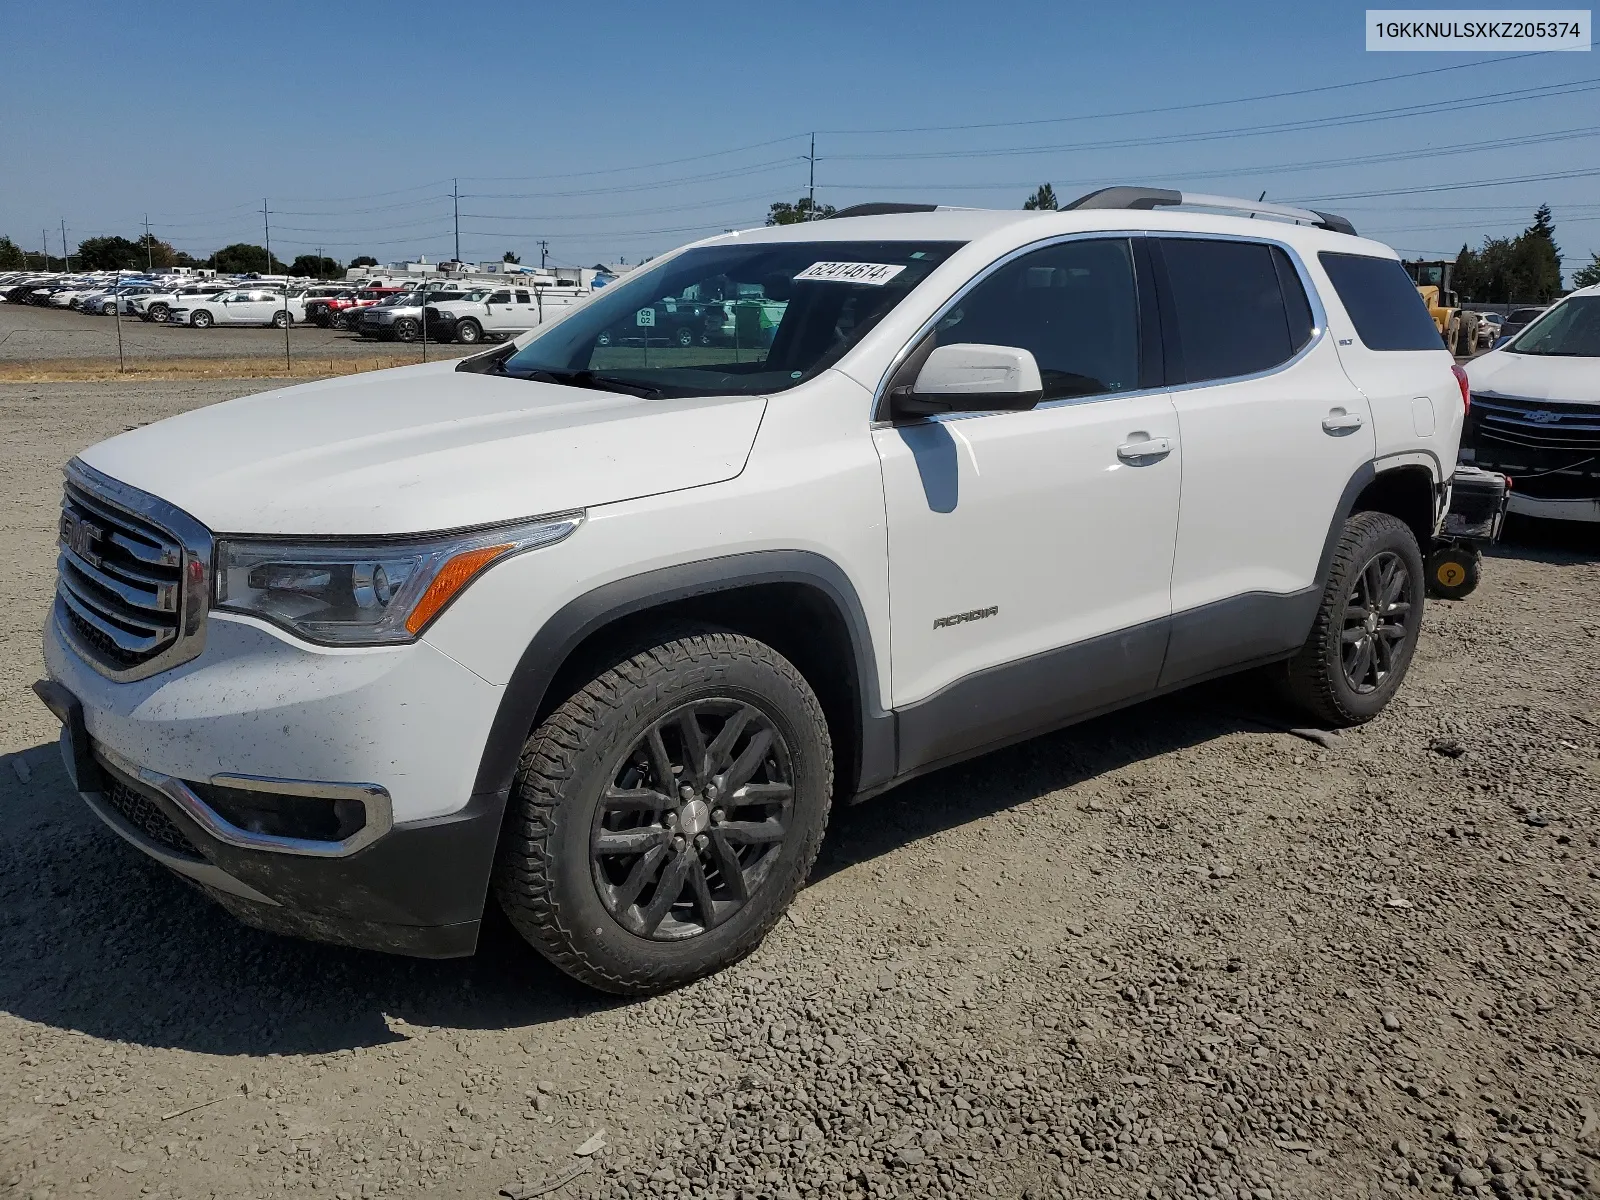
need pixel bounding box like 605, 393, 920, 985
1465, 351, 1600, 404
78, 361, 767, 535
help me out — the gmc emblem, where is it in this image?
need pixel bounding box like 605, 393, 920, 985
60, 510, 104, 566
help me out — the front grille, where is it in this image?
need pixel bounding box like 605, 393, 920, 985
102, 773, 202, 859
55, 463, 210, 681
1468, 394, 1600, 453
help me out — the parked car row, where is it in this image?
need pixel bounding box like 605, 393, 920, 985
0, 268, 607, 343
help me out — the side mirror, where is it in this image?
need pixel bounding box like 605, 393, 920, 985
891, 343, 1043, 418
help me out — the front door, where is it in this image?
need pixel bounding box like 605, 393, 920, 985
872, 236, 1181, 774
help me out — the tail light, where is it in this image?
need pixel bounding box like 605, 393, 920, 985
1451, 363, 1471, 413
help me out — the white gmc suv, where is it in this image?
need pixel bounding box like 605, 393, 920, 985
36, 189, 1468, 994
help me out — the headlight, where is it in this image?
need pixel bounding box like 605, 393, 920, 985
214, 513, 582, 645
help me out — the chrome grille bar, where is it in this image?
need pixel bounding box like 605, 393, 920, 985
53, 460, 212, 682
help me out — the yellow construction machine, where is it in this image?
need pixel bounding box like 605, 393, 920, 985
1403, 259, 1482, 356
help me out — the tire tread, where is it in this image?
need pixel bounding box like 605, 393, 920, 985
493, 629, 832, 995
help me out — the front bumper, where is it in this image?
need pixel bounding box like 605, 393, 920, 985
39, 609, 511, 957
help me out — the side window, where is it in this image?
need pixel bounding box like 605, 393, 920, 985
1317, 252, 1444, 351
515, 290, 531, 304
488, 290, 511, 305
934, 238, 1140, 402
1160, 238, 1302, 383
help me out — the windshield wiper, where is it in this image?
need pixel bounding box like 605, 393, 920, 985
519, 368, 661, 398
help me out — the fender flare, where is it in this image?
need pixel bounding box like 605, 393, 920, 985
469, 549, 894, 800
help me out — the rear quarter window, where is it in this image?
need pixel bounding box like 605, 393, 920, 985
1318, 252, 1443, 351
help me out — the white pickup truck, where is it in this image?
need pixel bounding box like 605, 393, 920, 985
425, 284, 591, 344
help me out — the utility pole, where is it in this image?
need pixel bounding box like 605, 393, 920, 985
61, 219, 71, 271
263, 199, 290, 374
452, 178, 460, 263
42, 229, 49, 271
538, 239, 549, 269
316, 246, 323, 281
806, 132, 816, 219
144, 214, 152, 272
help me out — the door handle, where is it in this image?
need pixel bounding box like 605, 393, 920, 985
1117, 437, 1172, 463
1322, 410, 1365, 435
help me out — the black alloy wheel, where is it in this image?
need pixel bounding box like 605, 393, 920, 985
1340, 550, 1412, 694
591, 699, 794, 941
1282, 510, 1424, 726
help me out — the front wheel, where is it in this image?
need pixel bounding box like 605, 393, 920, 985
493, 629, 834, 995
1445, 317, 1462, 357
454, 318, 482, 344
147, 303, 169, 323
1282, 511, 1424, 726
392, 318, 419, 342
190, 310, 212, 328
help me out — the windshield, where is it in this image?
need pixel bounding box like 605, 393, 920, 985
497, 240, 963, 397
1509, 296, 1600, 357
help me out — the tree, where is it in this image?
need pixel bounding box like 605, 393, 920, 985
766, 197, 836, 225
74, 236, 147, 271
1447, 208, 1565, 303
350, 255, 378, 268
1573, 251, 1600, 289
1023, 184, 1059, 211
0, 236, 24, 271
289, 254, 341, 279
503, 250, 521, 264
211, 243, 287, 274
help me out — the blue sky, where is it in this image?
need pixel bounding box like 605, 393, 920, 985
2, 0, 1595, 275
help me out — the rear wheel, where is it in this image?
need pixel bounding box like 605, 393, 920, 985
493, 629, 833, 995
1282, 511, 1424, 726
454, 318, 483, 344
190, 310, 212, 328
271, 311, 290, 329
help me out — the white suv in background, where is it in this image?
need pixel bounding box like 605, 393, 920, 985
37, 188, 1467, 994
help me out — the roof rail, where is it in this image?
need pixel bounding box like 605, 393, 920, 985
1062, 186, 1357, 236
828, 202, 940, 219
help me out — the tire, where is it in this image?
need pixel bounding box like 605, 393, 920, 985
190, 310, 212, 328
1282, 511, 1425, 727
596, 330, 613, 347
493, 628, 834, 995
676, 326, 694, 347
314, 312, 332, 328
147, 303, 169, 323
1425, 545, 1482, 601
454, 318, 483, 345
271, 311, 290, 328
1445, 317, 1462, 357
392, 318, 419, 343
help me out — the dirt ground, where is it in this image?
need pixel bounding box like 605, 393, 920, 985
1, 372, 1597, 1200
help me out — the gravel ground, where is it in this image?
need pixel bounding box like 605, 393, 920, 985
0, 301, 472, 370
2, 379, 1597, 1200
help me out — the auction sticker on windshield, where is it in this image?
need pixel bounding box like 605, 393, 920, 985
794, 261, 908, 285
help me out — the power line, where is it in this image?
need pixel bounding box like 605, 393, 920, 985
818, 45, 1585, 135
1285, 166, 1600, 203
821, 78, 1600, 164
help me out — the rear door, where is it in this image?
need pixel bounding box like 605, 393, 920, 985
1153, 235, 1375, 687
